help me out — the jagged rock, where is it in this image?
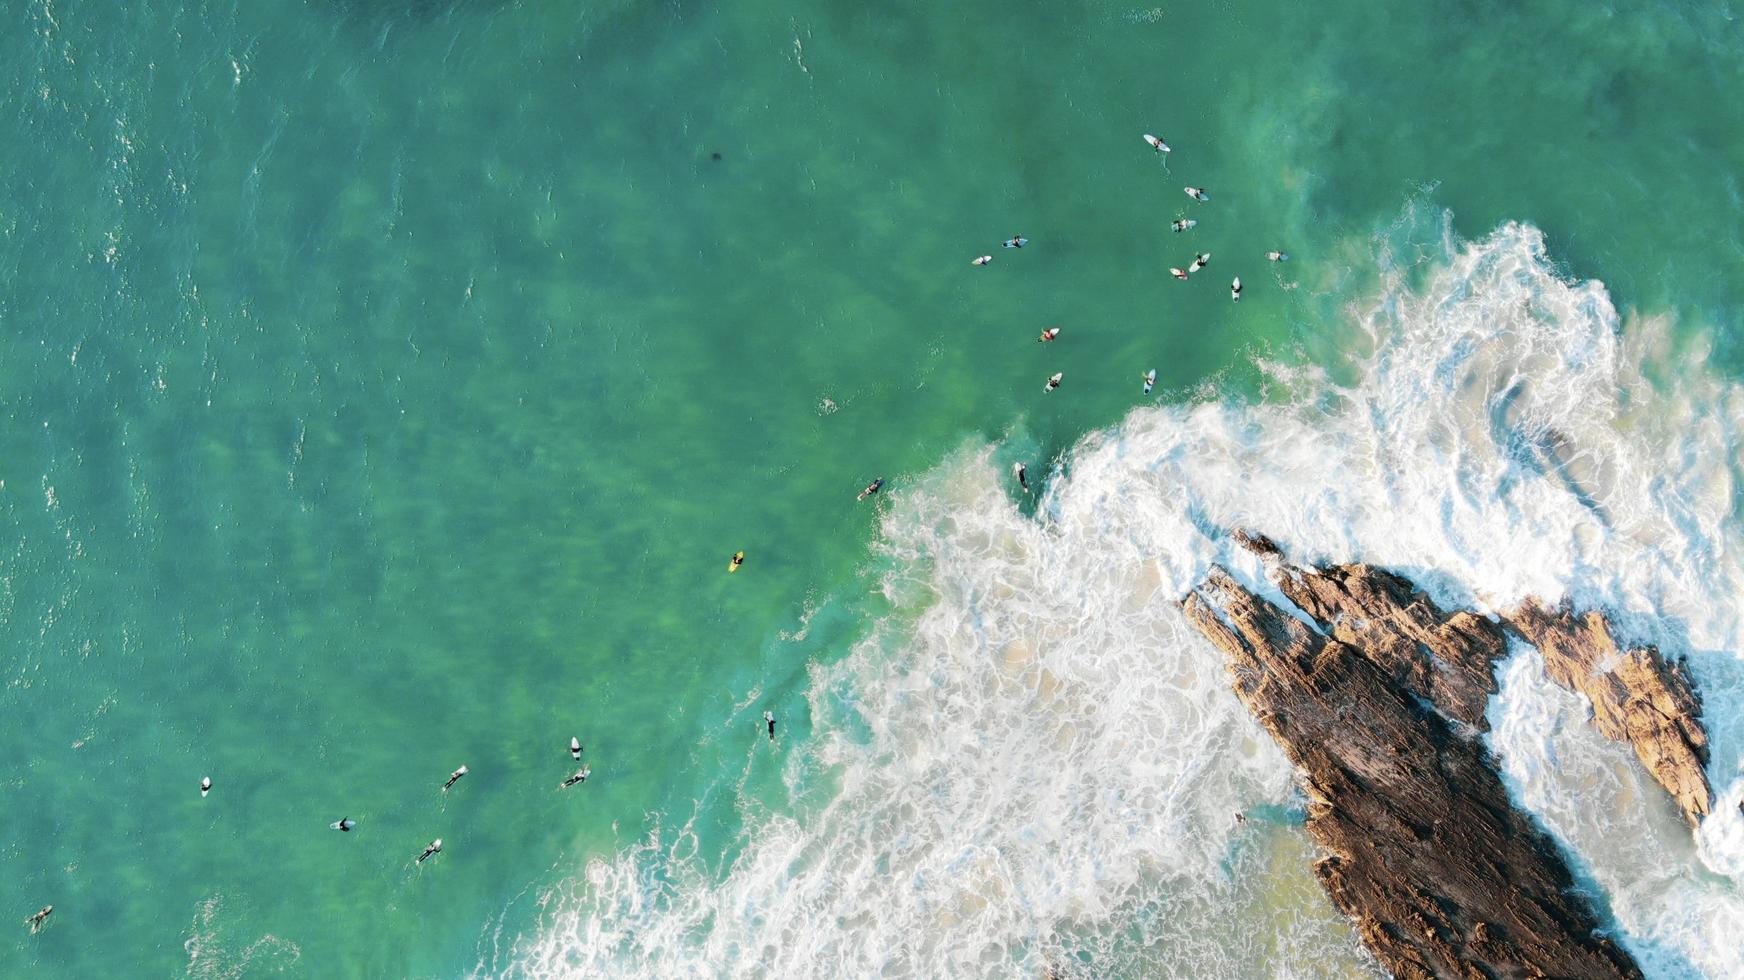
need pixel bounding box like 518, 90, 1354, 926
1505, 603, 1712, 827
1183, 566, 1642, 980
1274, 561, 1505, 731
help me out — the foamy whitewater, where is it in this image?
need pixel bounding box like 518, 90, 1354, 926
490, 218, 1744, 978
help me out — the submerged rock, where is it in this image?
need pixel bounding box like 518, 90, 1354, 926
1505, 603, 1712, 827
1184, 559, 1642, 979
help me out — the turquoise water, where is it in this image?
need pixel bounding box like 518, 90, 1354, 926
3, 0, 1743, 976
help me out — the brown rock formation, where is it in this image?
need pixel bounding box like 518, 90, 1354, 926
1505, 603, 1712, 827
1183, 565, 1641, 979
1234, 532, 1507, 730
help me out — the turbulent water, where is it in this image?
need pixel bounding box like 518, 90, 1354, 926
6, 0, 1744, 977
495, 220, 1744, 977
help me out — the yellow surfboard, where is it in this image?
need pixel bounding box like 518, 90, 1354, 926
728, 551, 745, 573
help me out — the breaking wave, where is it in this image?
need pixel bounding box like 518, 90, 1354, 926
490, 215, 1744, 978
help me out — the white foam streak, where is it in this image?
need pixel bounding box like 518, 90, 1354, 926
501, 218, 1744, 978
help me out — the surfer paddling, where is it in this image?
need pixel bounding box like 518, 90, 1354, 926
1184, 186, 1209, 202
570, 737, 583, 760
1231, 277, 1242, 301
442, 765, 468, 793
560, 766, 591, 788
728, 551, 745, 573
1171, 218, 1196, 232
1142, 134, 1171, 153
763, 710, 777, 741
1170, 267, 1190, 281
1038, 327, 1060, 342
1266, 250, 1288, 262
200, 776, 211, 798
1013, 462, 1029, 491
417, 839, 442, 864
1142, 369, 1157, 394
1043, 372, 1063, 393
331, 817, 357, 832
1003, 235, 1028, 249
971, 255, 993, 266
25, 906, 51, 934
857, 477, 884, 501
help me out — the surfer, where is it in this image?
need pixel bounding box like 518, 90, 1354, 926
1234, 811, 1247, 825
1038, 327, 1060, 342
560, 766, 591, 788
1184, 186, 1209, 202
1044, 372, 1063, 393
1014, 462, 1029, 491
570, 737, 583, 760
1003, 235, 1027, 249
200, 776, 211, 798
417, 839, 442, 864
1266, 250, 1288, 262
1143, 134, 1171, 153
1190, 252, 1210, 273
764, 710, 777, 741
25, 906, 51, 934
1142, 369, 1156, 394
442, 765, 468, 792
971, 255, 993, 266
729, 551, 745, 573
1169, 267, 1189, 281
1171, 218, 1196, 233
857, 477, 884, 501
331, 817, 357, 832
1231, 277, 1242, 301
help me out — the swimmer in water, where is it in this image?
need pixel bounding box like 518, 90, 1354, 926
1231, 277, 1242, 301
857, 477, 884, 501
1184, 186, 1209, 202
560, 766, 591, 788
1003, 235, 1028, 249
1143, 133, 1171, 153
1142, 369, 1156, 394
1044, 372, 1063, 393
1170, 267, 1190, 281
331, 817, 357, 832
1171, 218, 1196, 233
417, 839, 442, 864
763, 710, 776, 741
971, 255, 993, 266
1266, 250, 1288, 262
25, 906, 52, 934
570, 737, 583, 760
1190, 252, 1211, 272
1013, 462, 1029, 491
442, 765, 468, 793
1038, 327, 1060, 342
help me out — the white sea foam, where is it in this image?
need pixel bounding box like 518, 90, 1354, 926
493, 217, 1744, 978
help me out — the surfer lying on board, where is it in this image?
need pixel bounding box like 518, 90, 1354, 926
858, 478, 884, 501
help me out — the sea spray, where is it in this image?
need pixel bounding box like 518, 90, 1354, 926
497, 219, 1744, 978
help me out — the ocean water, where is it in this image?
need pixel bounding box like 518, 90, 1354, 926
3, 0, 1743, 977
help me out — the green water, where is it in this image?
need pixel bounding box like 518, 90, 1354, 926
3, 0, 1742, 975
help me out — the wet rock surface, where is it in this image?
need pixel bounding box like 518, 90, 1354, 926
1184, 548, 1644, 979
1504, 603, 1711, 827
